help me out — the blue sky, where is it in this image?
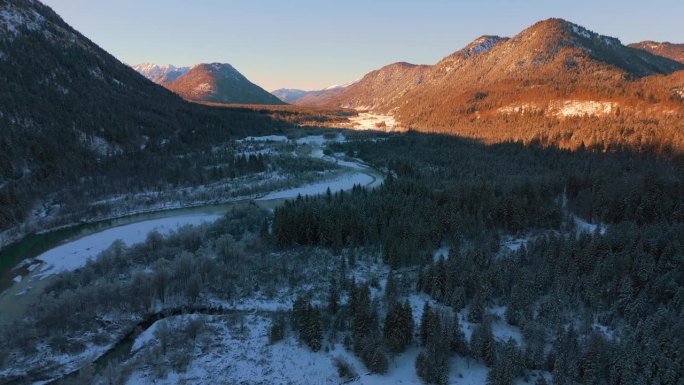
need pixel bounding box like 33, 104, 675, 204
42, 0, 684, 91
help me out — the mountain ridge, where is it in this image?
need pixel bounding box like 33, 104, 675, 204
163, 62, 284, 105
131, 63, 189, 84
629, 41, 684, 64
272, 80, 359, 103
296, 17, 684, 152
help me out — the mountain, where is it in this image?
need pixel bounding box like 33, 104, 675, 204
0, 0, 288, 232
295, 62, 430, 110
131, 63, 189, 84
297, 18, 684, 152
629, 41, 684, 64
273, 80, 360, 104
164, 63, 284, 105
271, 88, 310, 103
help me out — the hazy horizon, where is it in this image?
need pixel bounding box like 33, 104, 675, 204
42, 0, 684, 91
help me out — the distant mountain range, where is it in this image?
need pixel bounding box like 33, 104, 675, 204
271, 88, 311, 104
271, 80, 359, 104
296, 18, 684, 151
131, 63, 189, 84
133, 62, 283, 105
299, 20, 682, 112
628, 41, 684, 64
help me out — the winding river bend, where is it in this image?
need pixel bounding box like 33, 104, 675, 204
0, 151, 383, 323
0, 146, 383, 383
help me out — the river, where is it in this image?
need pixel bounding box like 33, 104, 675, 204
0, 152, 383, 325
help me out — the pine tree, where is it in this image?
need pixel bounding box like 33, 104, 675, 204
384, 270, 398, 305
450, 313, 468, 355
468, 290, 485, 323
420, 302, 434, 347
433, 256, 448, 302
487, 338, 520, 385
292, 295, 322, 351
384, 301, 414, 353
327, 278, 340, 315
303, 304, 322, 351
471, 318, 496, 366
449, 286, 466, 312
416, 310, 452, 385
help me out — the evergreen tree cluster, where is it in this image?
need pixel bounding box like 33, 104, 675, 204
383, 301, 413, 353
273, 133, 684, 384
292, 295, 322, 351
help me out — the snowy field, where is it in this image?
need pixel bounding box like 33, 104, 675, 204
124, 307, 539, 385
34, 214, 221, 278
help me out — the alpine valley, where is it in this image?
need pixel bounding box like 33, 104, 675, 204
0, 2, 683, 385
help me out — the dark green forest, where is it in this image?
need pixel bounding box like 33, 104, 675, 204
1, 1, 683, 383
272, 133, 684, 384
3, 132, 681, 384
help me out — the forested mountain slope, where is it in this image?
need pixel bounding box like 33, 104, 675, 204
629, 41, 684, 64
0, 0, 290, 232
164, 63, 285, 105
298, 19, 684, 154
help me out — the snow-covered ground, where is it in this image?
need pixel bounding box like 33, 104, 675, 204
124, 310, 530, 385
550, 100, 618, 118
236, 135, 289, 143
125, 314, 490, 385
34, 214, 221, 278
572, 214, 607, 235
257, 172, 375, 200
295, 135, 327, 145
126, 315, 342, 385
347, 113, 403, 132
501, 235, 531, 252
432, 245, 450, 261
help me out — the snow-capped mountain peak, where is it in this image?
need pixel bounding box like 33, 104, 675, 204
131, 63, 189, 84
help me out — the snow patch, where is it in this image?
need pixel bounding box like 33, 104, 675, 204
348, 113, 402, 132
502, 236, 529, 252
466, 36, 503, 57
88, 66, 104, 80
193, 82, 213, 94
295, 135, 326, 145
550, 100, 617, 117
433, 245, 449, 262
0, 6, 45, 38
572, 215, 607, 235
571, 24, 593, 39
488, 306, 524, 345
34, 214, 222, 278
497, 103, 542, 115
14, 286, 31, 296
78, 132, 122, 156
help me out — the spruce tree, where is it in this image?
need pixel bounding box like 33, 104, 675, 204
420, 302, 434, 347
